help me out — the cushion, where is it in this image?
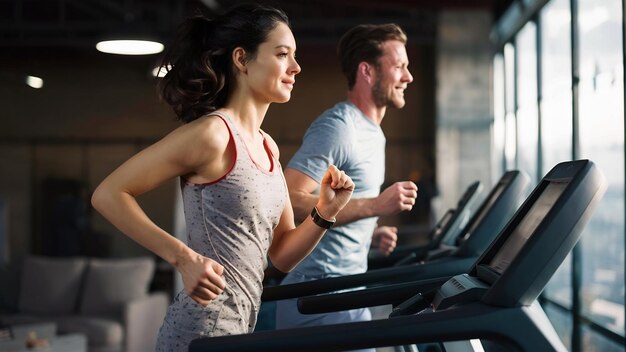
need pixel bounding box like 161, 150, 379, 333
0, 259, 21, 313
57, 316, 123, 347
18, 256, 87, 315
79, 257, 154, 318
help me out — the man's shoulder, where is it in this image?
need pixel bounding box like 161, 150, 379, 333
313, 102, 359, 129
320, 101, 360, 119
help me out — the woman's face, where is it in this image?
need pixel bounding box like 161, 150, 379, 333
244, 22, 301, 104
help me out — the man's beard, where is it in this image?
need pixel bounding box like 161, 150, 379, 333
372, 73, 403, 109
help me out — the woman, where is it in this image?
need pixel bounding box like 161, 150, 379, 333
91, 4, 354, 350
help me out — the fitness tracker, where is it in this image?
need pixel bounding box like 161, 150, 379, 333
310, 207, 335, 229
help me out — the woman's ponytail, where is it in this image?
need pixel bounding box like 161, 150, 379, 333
158, 16, 228, 123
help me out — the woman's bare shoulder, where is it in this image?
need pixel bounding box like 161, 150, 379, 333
158, 114, 232, 169
172, 115, 230, 149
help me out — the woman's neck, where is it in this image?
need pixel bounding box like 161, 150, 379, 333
221, 97, 269, 140
219, 104, 269, 140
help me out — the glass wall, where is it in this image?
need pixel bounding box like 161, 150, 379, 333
493, 54, 506, 176
540, 0, 573, 173
504, 43, 518, 170
577, 0, 625, 344
540, 0, 574, 314
516, 21, 539, 184
492, 0, 625, 349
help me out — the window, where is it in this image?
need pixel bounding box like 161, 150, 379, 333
540, 0, 574, 309
577, 0, 625, 341
545, 303, 573, 350
493, 53, 507, 176
540, 0, 573, 173
493, 0, 626, 349
516, 21, 539, 184
504, 43, 517, 169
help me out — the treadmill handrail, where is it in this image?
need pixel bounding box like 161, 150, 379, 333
190, 301, 565, 352
296, 276, 450, 314
261, 256, 477, 301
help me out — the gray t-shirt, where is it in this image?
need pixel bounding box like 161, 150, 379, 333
287, 101, 385, 277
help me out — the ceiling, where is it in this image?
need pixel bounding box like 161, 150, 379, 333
1, 0, 513, 49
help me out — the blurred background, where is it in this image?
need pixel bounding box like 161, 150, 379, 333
0, 0, 623, 351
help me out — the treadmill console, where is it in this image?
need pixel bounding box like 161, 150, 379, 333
485, 181, 567, 276
391, 160, 605, 315
431, 274, 490, 310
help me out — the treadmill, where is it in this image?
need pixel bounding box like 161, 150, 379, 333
189, 159, 606, 352
369, 180, 483, 269
262, 170, 529, 302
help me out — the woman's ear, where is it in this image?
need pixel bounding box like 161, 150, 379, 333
232, 47, 248, 74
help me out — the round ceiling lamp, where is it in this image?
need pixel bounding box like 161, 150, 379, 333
25, 75, 44, 89
152, 64, 172, 78
96, 40, 164, 55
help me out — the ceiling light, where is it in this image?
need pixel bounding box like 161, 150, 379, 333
152, 65, 172, 78
26, 76, 43, 89
96, 40, 164, 55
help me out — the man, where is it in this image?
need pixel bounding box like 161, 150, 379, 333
275, 23, 418, 335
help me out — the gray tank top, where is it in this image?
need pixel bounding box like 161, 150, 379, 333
162, 111, 287, 338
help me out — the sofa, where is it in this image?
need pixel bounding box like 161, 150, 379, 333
0, 255, 169, 352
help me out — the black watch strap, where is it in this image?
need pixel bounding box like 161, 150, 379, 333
310, 207, 335, 229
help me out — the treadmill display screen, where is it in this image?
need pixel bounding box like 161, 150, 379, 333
488, 181, 568, 274
464, 182, 506, 237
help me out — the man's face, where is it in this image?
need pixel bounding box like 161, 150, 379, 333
371, 40, 413, 109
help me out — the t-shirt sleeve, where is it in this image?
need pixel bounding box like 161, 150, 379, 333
287, 113, 352, 183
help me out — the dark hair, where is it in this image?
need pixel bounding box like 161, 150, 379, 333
159, 4, 290, 122
337, 24, 407, 90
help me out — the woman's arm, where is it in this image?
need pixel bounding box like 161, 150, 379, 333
268, 165, 354, 272
91, 117, 231, 306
